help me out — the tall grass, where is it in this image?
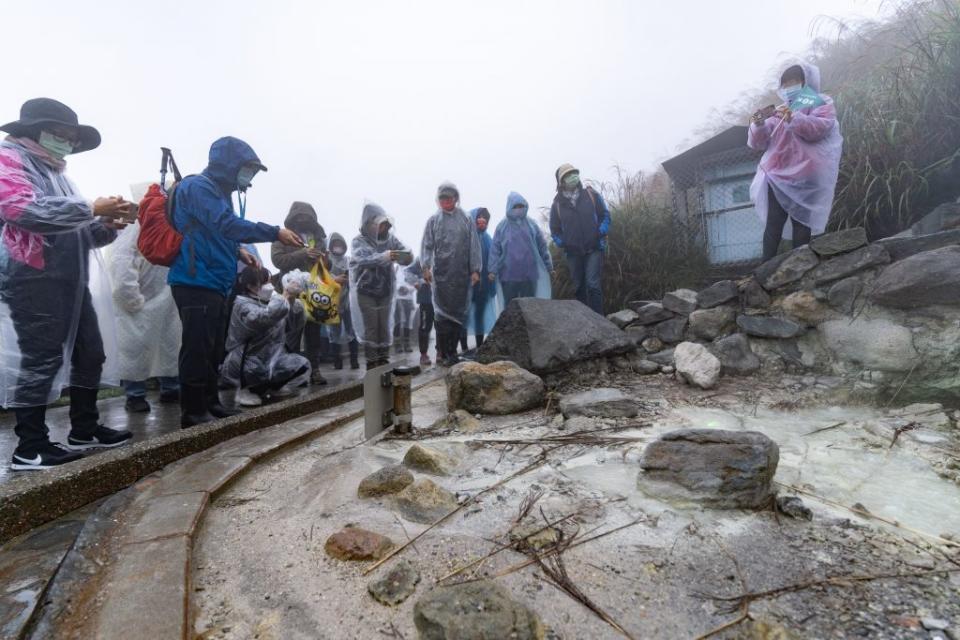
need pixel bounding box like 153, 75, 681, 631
550, 170, 710, 314
825, 0, 960, 237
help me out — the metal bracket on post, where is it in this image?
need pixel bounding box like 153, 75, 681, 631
363, 363, 421, 439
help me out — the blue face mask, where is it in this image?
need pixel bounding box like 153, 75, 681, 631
780, 84, 803, 103
237, 166, 258, 190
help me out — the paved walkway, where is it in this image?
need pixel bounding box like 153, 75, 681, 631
0, 349, 430, 484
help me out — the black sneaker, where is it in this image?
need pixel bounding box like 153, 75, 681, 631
208, 402, 242, 419
65, 425, 133, 451
124, 396, 151, 413
11, 443, 84, 471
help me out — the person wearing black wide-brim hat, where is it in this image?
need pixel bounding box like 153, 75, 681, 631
0, 97, 136, 471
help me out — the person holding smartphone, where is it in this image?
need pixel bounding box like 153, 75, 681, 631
348, 203, 413, 368
748, 62, 843, 261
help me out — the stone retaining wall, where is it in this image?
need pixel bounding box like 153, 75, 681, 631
610, 228, 960, 405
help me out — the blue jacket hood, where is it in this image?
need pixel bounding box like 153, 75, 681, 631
203, 136, 267, 192
505, 191, 529, 220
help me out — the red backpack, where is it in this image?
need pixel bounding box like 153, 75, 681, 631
137, 148, 185, 266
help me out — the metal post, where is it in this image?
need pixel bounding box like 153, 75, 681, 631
390, 366, 419, 435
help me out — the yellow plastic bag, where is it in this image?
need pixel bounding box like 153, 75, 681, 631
301, 260, 341, 325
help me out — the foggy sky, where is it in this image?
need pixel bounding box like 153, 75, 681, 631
2, 0, 885, 266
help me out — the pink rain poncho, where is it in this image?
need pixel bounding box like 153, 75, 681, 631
0, 137, 120, 408
748, 61, 843, 236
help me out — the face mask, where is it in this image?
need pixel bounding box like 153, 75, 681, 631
237, 166, 258, 190
780, 84, 803, 103
508, 206, 527, 219
257, 284, 274, 302
439, 197, 457, 213
562, 173, 580, 190
476, 218, 488, 232
38, 131, 75, 159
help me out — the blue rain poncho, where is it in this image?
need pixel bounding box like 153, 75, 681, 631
489, 191, 552, 305
420, 182, 482, 326
465, 208, 499, 336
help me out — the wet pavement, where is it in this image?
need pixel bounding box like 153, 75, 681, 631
0, 348, 433, 484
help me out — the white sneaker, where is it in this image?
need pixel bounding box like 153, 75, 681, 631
237, 388, 263, 407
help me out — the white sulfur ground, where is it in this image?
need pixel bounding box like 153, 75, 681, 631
192, 373, 960, 640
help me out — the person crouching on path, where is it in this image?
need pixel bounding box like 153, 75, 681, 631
420, 182, 482, 367
549, 164, 610, 315
220, 266, 310, 407
748, 62, 842, 261
0, 97, 134, 470
349, 203, 413, 369
168, 136, 304, 427
489, 191, 554, 306
270, 201, 328, 385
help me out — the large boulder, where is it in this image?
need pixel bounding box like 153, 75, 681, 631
632, 302, 676, 325
654, 317, 688, 344
810, 244, 890, 285
688, 306, 736, 340
708, 334, 761, 376
809, 227, 867, 257
673, 342, 722, 390
697, 280, 739, 309
638, 429, 779, 509
559, 388, 641, 418
820, 317, 919, 372
414, 581, 545, 640
877, 229, 960, 262
755, 246, 819, 290
446, 361, 545, 415
477, 299, 635, 373
736, 315, 803, 339
662, 289, 698, 315
869, 245, 960, 308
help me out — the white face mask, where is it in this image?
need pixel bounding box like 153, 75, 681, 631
256, 284, 274, 301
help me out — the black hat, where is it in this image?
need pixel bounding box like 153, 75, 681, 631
0, 98, 101, 153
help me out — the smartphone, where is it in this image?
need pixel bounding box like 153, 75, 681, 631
393, 250, 413, 261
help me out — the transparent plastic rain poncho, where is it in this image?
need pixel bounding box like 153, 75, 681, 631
106, 182, 181, 382
394, 263, 417, 331
219, 292, 310, 390
748, 61, 843, 237
465, 208, 500, 336
348, 203, 412, 348
0, 138, 120, 408
420, 182, 482, 326
488, 191, 553, 307
326, 232, 355, 344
